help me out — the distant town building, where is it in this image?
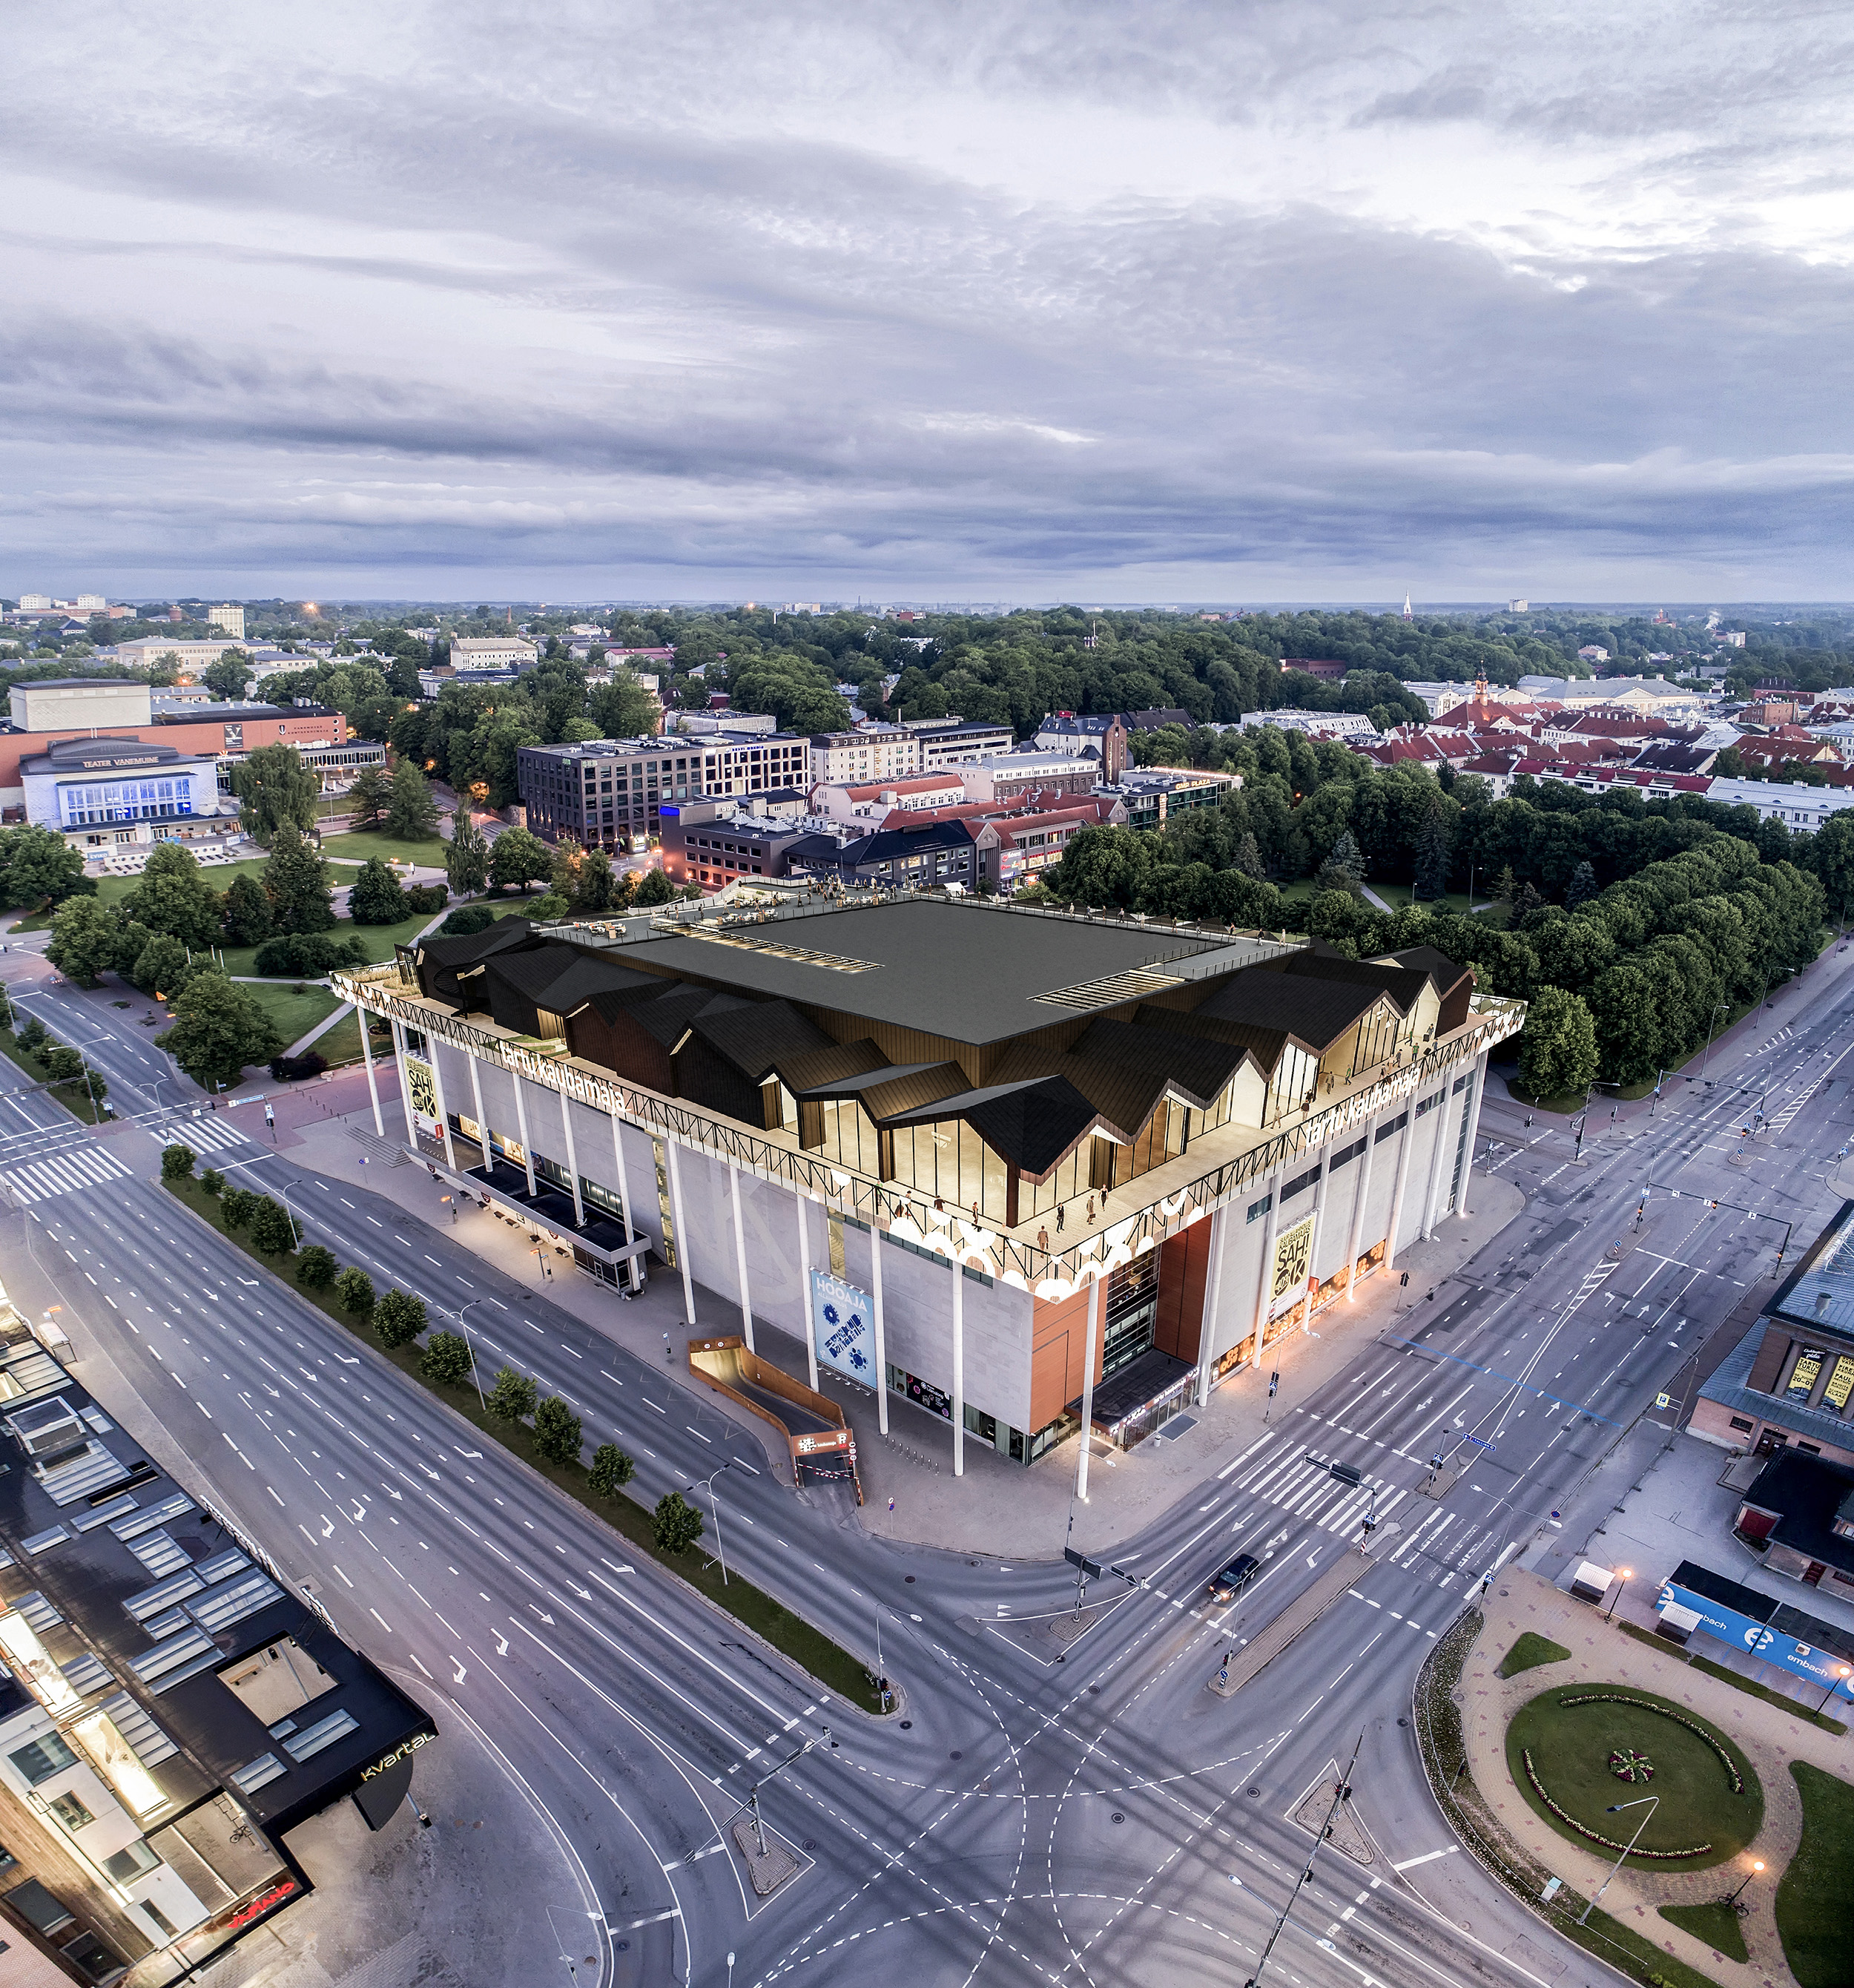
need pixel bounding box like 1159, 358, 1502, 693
207, 604, 246, 639
1507, 598, 1528, 612
1278, 658, 1347, 681
903, 719, 1015, 771
1576, 645, 1610, 662
518, 730, 809, 850
1719, 631, 1747, 648
807, 727, 920, 788
449, 636, 538, 672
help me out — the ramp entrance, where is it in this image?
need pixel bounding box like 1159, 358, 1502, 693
688, 1337, 864, 1502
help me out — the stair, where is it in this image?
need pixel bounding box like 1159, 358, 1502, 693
344, 1126, 412, 1168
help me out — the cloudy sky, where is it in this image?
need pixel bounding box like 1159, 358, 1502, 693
4, 1, 1851, 604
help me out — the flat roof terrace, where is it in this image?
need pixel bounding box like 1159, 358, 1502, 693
606, 898, 1289, 1044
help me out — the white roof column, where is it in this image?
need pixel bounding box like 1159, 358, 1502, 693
1419, 1082, 1454, 1240
794, 1184, 814, 1386
666, 1136, 697, 1329
1250, 1174, 1284, 1368
1344, 1113, 1382, 1302
425, 1037, 459, 1171
1302, 1145, 1335, 1336
556, 1090, 586, 1226
357, 1003, 384, 1137
509, 1073, 538, 1194
466, 1050, 493, 1169
1457, 1054, 1489, 1217
1075, 1272, 1101, 1501
610, 1113, 641, 1294
1195, 1206, 1228, 1408
389, 1018, 417, 1145
951, 1260, 966, 1478
730, 1162, 754, 1352
870, 1211, 888, 1434
1382, 1112, 1417, 1274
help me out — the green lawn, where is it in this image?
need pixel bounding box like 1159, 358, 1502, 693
1505, 1685, 1762, 1870
1363, 883, 1487, 916
162, 1172, 885, 1712
1497, 1631, 1571, 1679
239, 981, 342, 1049
1778, 1762, 1854, 1988
1659, 1901, 1749, 1965
317, 829, 449, 869
222, 907, 443, 978
312, 1006, 392, 1068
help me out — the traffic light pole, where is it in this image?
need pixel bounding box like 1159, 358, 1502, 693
1640, 1183, 1793, 1272
1244, 1728, 1365, 1988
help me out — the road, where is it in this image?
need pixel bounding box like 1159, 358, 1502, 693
2, 936, 1850, 1988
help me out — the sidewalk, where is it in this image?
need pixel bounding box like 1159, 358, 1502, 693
1459, 1567, 1824, 1988
255, 1088, 1524, 1557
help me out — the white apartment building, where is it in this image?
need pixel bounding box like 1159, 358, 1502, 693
449, 636, 539, 671
207, 605, 245, 639
1706, 778, 1854, 833
807, 727, 921, 786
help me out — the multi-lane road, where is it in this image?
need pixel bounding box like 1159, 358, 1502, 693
2, 938, 1850, 1988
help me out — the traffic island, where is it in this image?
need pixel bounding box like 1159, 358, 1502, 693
159, 1168, 890, 1715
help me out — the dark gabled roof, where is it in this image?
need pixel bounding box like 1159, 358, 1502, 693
773, 1039, 891, 1092
1157, 1007, 1292, 1075
576, 964, 684, 1024
885, 1073, 1106, 1177
477, 942, 589, 1004
1372, 946, 1474, 994
788, 1057, 950, 1103
839, 820, 977, 863
630, 985, 750, 1049
682, 999, 834, 1083
1192, 968, 1382, 1051
1069, 1016, 1252, 1109
860, 1064, 974, 1120
415, 918, 536, 972
1270, 946, 1429, 1016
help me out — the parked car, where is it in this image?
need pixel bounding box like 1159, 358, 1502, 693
1206, 1553, 1261, 1604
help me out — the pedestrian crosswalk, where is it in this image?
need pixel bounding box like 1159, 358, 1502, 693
160, 1116, 252, 1156
1218, 1429, 1511, 1593
1, 1145, 136, 1204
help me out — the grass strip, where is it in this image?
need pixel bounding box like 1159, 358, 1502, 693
0, 1024, 108, 1123
1611, 1619, 1848, 1733
1777, 1761, 1854, 1988
1497, 1630, 1570, 1678
1413, 1612, 1723, 1988
160, 1173, 883, 1713
1658, 1903, 1749, 1965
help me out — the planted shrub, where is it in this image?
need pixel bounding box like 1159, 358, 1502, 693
220, 1188, 257, 1230
532, 1397, 583, 1467
587, 1444, 636, 1497
651, 1491, 703, 1556
334, 1265, 375, 1316
420, 1332, 474, 1386
199, 1169, 225, 1196
159, 1143, 196, 1180
372, 1289, 427, 1349
296, 1245, 338, 1288
486, 1366, 537, 1422
248, 1197, 298, 1254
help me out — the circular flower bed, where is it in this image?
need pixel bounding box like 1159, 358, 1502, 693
1504, 1684, 1762, 1870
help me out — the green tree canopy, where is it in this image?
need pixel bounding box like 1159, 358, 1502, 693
346, 858, 408, 925
488, 826, 552, 890
124, 843, 223, 947
0, 826, 93, 912
385, 760, 440, 840
1516, 985, 1600, 1102
445, 812, 490, 896
156, 970, 284, 1088
202, 651, 253, 700
221, 872, 274, 946
588, 668, 661, 740
231, 743, 319, 843
45, 897, 123, 986
262, 827, 336, 933
344, 765, 390, 832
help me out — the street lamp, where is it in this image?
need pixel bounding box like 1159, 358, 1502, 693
687, 1458, 742, 1584
1605, 1567, 1632, 1622
1722, 1859, 1764, 1911
1580, 1793, 1658, 1923
1819, 1664, 1850, 1712
1699, 1001, 1731, 1079
446, 1298, 490, 1410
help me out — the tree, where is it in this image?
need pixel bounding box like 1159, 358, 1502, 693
248, 1197, 298, 1254
43, 1046, 82, 1082
199, 1169, 225, 1195
202, 651, 253, 700
0, 826, 93, 912
262, 827, 336, 933
346, 858, 408, 925
445, 812, 490, 897
79, 1070, 107, 1107
125, 844, 224, 947
532, 1396, 584, 1466
419, 1332, 474, 1386
1563, 860, 1599, 912
131, 932, 195, 998
334, 1266, 375, 1316
297, 1245, 337, 1288
440, 903, 495, 937
570, 849, 620, 913
588, 669, 661, 740
45, 898, 124, 987
220, 1188, 257, 1230
1517, 985, 1600, 1103
231, 743, 320, 843
373, 1289, 426, 1349
1232, 832, 1266, 880
17, 1016, 47, 1053
633, 866, 676, 907
1313, 829, 1364, 898
1413, 799, 1453, 901
488, 826, 552, 891
344, 766, 390, 832
651, 1490, 704, 1556
222, 873, 274, 946
159, 1143, 196, 1180
587, 1444, 636, 1496
156, 970, 284, 1088
386, 760, 441, 840
486, 1366, 538, 1421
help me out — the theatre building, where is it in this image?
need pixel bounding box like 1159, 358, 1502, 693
337, 897, 1523, 1475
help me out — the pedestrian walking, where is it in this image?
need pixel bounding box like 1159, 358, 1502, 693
1056, 1203, 1065, 1234
1037, 1227, 1049, 1256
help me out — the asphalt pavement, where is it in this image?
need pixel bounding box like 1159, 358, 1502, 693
4, 934, 1853, 1988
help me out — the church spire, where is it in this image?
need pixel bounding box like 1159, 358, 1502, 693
1402, 589, 1414, 619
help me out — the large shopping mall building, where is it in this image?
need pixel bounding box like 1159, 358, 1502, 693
335, 895, 1523, 1472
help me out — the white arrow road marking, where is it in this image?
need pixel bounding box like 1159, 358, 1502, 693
494, 1630, 509, 1656
530, 1606, 555, 1625
320, 1516, 334, 1538
451, 1659, 466, 1685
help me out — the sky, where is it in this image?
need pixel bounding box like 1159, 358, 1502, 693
4, 1, 1853, 605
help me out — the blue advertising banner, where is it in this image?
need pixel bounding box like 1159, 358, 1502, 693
811, 1269, 876, 1384
1660, 1580, 1854, 1701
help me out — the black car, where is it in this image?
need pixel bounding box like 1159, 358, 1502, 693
1206, 1553, 1262, 1603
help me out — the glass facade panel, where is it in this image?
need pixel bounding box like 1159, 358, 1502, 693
58, 776, 197, 826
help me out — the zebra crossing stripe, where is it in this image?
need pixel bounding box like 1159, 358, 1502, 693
3, 1147, 133, 1202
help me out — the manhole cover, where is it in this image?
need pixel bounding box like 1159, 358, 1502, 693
1247, 1786, 1261, 1797
1398, 1717, 1409, 1727
804, 1839, 817, 1851
905, 1575, 916, 1584
1112, 1812, 1125, 1823
1089, 1686, 1099, 1694
950, 1750, 962, 1760
616, 1943, 630, 1953
900, 1719, 912, 1728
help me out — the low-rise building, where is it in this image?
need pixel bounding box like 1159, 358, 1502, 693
21, 737, 233, 849
0, 1281, 434, 1979
660, 798, 816, 889
341, 909, 1517, 1475
448, 637, 538, 672
110, 638, 251, 676
207, 605, 245, 640
1034, 714, 1126, 782
1706, 778, 1854, 832
807, 728, 920, 787
811, 774, 969, 824
903, 719, 1015, 771
1236, 710, 1380, 741
952, 749, 1098, 806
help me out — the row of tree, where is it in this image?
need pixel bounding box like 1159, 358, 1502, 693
159, 1144, 705, 1553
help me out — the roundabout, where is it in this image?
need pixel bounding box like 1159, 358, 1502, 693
1504, 1684, 1764, 1871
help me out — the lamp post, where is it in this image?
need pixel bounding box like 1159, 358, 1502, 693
446, 1298, 489, 1410
687, 1458, 742, 1585
1722, 1859, 1764, 1912
1819, 1665, 1850, 1713
1580, 1794, 1658, 1923
1699, 1001, 1731, 1079
1605, 1567, 1633, 1622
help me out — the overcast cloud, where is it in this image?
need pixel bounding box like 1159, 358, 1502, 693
4, 1, 1851, 602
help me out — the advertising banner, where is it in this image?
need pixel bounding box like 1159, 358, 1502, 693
1270, 1214, 1315, 1307
404, 1057, 439, 1136
1658, 1580, 1854, 1702
811, 1269, 876, 1383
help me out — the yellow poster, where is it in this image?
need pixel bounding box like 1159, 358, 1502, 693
406, 1057, 438, 1130
1271, 1214, 1315, 1303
